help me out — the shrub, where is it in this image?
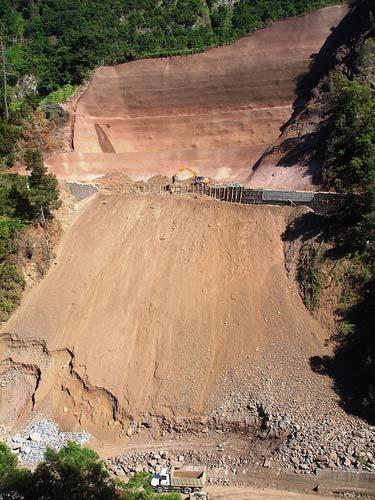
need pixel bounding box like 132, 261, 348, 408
25, 149, 61, 218
39, 84, 77, 105
0, 262, 25, 320
32, 442, 117, 500
297, 243, 323, 310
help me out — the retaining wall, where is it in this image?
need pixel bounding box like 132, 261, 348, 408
124, 182, 342, 215
316, 469, 375, 495
175, 184, 341, 215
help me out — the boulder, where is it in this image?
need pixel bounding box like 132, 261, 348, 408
29, 432, 42, 442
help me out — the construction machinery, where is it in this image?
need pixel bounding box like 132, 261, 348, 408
151, 465, 206, 494
173, 167, 210, 186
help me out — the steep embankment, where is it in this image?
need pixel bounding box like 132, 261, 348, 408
251, 1, 373, 188
0, 194, 330, 436
46, 5, 349, 185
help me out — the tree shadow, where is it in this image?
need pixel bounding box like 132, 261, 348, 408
282, 211, 331, 244
310, 291, 375, 427
287, 2, 369, 126
283, 210, 375, 424
252, 3, 372, 177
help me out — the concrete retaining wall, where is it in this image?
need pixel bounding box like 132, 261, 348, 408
206, 185, 341, 215
316, 469, 375, 495
133, 183, 342, 215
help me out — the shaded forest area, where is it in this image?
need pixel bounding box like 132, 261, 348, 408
292, 29, 375, 420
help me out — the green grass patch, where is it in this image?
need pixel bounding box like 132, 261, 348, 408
297, 243, 323, 310
39, 84, 77, 105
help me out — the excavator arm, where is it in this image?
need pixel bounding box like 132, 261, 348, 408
175, 167, 197, 179
173, 167, 210, 185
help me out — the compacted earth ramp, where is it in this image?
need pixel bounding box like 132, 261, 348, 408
0, 194, 330, 435
46, 5, 349, 187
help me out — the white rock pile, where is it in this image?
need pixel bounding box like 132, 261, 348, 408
5, 420, 91, 466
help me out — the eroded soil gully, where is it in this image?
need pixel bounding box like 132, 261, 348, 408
1, 331, 276, 425
1, 332, 295, 464
0, 333, 125, 433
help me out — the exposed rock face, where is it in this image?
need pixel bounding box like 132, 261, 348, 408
46, 5, 349, 185
250, 1, 375, 191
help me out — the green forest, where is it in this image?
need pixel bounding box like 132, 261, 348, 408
320, 40, 375, 418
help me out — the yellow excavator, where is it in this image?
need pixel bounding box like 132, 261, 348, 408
172, 167, 210, 186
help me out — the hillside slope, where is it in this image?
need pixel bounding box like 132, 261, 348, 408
250, 0, 373, 188
0, 194, 330, 435
46, 5, 349, 185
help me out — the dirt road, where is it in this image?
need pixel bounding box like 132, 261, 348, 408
207, 486, 335, 499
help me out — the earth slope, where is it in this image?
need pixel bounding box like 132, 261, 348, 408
0, 194, 329, 433
251, 1, 371, 190
46, 5, 349, 186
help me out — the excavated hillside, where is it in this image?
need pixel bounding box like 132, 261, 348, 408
0, 193, 334, 437
46, 5, 349, 187
252, 0, 374, 185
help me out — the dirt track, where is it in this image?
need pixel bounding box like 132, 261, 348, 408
46, 5, 348, 187
0, 193, 332, 434
207, 486, 335, 499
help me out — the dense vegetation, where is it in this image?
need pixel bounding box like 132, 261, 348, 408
0, 149, 60, 319
0, 0, 342, 167
312, 38, 375, 419
0, 440, 180, 499
323, 72, 375, 418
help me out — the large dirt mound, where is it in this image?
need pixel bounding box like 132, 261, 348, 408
0, 194, 329, 435
46, 6, 349, 186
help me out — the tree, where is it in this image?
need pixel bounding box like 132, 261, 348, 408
25, 148, 60, 217
0, 441, 17, 477
32, 442, 117, 500
324, 74, 375, 195
0, 441, 33, 498
322, 71, 375, 419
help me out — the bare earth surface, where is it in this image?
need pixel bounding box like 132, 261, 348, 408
0, 193, 330, 434
46, 6, 349, 187
207, 486, 335, 499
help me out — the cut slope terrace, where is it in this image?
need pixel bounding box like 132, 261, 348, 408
46, 5, 349, 191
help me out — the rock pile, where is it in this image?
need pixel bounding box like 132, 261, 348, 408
109, 397, 375, 478
5, 420, 91, 466
214, 390, 375, 475
107, 448, 252, 480
277, 419, 375, 474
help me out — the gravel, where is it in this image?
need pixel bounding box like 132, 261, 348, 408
65, 182, 98, 201
107, 396, 375, 479
5, 420, 91, 466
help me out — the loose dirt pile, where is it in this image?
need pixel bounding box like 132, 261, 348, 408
46, 6, 348, 186
0, 194, 327, 432
0, 193, 373, 481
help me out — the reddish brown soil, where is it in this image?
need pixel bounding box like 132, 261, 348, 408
207, 486, 336, 499
0, 194, 330, 434
46, 6, 349, 186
